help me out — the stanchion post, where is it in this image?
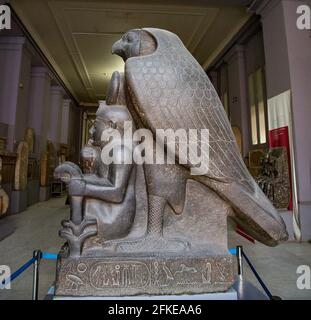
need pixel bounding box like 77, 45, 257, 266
32, 250, 41, 300
236, 246, 243, 280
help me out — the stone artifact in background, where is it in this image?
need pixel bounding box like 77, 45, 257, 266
0, 137, 6, 151
256, 147, 291, 209
58, 144, 71, 165
40, 140, 55, 187
24, 127, 35, 154
0, 158, 9, 214
54, 28, 288, 297
14, 141, 28, 191
248, 148, 265, 177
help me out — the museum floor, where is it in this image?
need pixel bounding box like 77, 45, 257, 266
0, 197, 310, 300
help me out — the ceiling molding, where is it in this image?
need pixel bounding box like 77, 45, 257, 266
10, 0, 251, 103
48, 0, 218, 102
202, 13, 252, 70
188, 8, 220, 53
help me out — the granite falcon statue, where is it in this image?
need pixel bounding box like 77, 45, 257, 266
112, 28, 288, 246
53, 28, 289, 297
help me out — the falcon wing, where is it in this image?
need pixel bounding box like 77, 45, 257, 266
125, 42, 253, 192
125, 29, 288, 245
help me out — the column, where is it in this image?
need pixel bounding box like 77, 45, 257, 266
225, 45, 250, 157
14, 47, 32, 144
0, 36, 25, 151
208, 71, 219, 93
48, 85, 64, 146
60, 99, 71, 145
27, 67, 51, 202
60, 99, 82, 163
27, 66, 51, 154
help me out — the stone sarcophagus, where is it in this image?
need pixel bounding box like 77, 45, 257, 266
54, 28, 288, 298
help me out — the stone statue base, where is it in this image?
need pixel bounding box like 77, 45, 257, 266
55, 253, 235, 297
53, 288, 238, 300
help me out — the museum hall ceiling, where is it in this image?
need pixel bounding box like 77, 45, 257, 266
10, 0, 252, 104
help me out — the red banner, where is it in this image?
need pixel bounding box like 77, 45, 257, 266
268, 126, 293, 210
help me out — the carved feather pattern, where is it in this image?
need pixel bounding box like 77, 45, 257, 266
126, 29, 252, 192
124, 28, 288, 245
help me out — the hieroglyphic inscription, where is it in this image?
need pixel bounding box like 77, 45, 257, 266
90, 262, 150, 289
55, 255, 234, 296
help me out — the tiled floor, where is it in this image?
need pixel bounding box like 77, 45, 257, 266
0, 197, 310, 300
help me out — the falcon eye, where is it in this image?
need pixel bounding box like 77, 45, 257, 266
126, 33, 135, 42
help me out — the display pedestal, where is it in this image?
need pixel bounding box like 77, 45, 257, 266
27, 180, 40, 206
50, 287, 237, 300
46, 279, 269, 300
40, 186, 50, 201
10, 190, 27, 214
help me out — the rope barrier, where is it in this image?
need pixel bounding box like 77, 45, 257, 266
41, 252, 58, 260
8, 256, 36, 283
1, 252, 57, 287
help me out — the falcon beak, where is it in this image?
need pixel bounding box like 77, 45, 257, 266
112, 40, 123, 56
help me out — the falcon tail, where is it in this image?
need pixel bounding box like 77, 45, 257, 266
200, 177, 289, 246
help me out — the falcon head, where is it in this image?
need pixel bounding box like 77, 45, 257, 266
112, 29, 156, 61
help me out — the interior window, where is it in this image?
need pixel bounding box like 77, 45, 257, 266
221, 91, 229, 118
248, 73, 258, 145
248, 68, 267, 146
